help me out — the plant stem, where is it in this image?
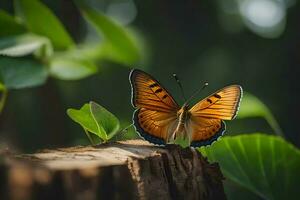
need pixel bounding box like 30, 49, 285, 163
84, 129, 95, 145
0, 86, 8, 115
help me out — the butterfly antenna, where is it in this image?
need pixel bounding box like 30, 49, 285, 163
173, 73, 187, 102
185, 82, 209, 105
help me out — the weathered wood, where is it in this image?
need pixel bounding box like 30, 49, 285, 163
0, 140, 226, 200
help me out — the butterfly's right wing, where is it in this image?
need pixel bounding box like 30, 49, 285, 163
186, 117, 225, 147
186, 85, 242, 147
129, 69, 180, 144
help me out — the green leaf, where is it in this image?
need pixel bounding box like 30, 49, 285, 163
15, 0, 74, 49
0, 83, 4, 91
67, 103, 106, 141
80, 6, 140, 64
49, 57, 98, 80
0, 57, 48, 89
0, 10, 26, 37
55, 44, 103, 63
67, 102, 120, 142
238, 92, 283, 136
199, 134, 300, 200
0, 33, 53, 57
90, 101, 120, 139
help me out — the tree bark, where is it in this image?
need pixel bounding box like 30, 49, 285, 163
0, 140, 226, 200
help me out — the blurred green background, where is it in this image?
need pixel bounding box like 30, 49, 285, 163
1, 1, 300, 199
1, 0, 299, 151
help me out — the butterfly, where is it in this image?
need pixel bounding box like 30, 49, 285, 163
129, 69, 242, 147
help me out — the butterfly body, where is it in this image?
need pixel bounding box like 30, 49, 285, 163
171, 104, 190, 141
129, 69, 242, 147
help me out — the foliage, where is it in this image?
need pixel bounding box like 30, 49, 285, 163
80, 5, 141, 65
0, 10, 26, 37
49, 57, 98, 80
0, 57, 48, 89
200, 134, 300, 200
0, 0, 143, 114
14, 0, 74, 49
238, 92, 283, 136
0, 33, 52, 57
67, 101, 120, 144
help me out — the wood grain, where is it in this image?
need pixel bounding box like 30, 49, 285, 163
0, 140, 226, 200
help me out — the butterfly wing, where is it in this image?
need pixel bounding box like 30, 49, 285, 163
189, 85, 242, 120
188, 85, 242, 147
129, 69, 180, 144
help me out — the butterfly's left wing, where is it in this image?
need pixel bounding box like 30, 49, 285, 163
129, 69, 180, 144
187, 85, 242, 147
133, 108, 178, 145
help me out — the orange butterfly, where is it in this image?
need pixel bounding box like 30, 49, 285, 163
129, 69, 242, 147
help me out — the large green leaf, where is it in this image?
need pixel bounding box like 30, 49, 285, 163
199, 134, 300, 200
80, 6, 140, 64
0, 10, 26, 37
67, 102, 120, 142
14, 0, 74, 49
238, 92, 283, 136
0, 57, 48, 89
90, 101, 120, 139
0, 33, 52, 57
49, 57, 98, 80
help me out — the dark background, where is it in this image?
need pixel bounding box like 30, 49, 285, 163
0, 0, 299, 152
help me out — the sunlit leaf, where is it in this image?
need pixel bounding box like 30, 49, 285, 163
67, 103, 106, 141
15, 0, 74, 49
80, 6, 140, 64
67, 102, 120, 142
50, 57, 98, 80
0, 10, 26, 37
199, 134, 300, 200
90, 101, 120, 139
0, 57, 48, 89
0, 33, 53, 57
237, 92, 283, 136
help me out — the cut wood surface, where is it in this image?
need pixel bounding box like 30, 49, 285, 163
0, 140, 226, 200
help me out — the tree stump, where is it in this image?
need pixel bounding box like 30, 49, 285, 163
0, 140, 226, 200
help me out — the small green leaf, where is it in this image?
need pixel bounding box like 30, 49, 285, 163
67, 102, 120, 142
0, 57, 48, 89
15, 0, 74, 49
90, 101, 120, 139
238, 92, 283, 136
0, 33, 53, 57
50, 57, 98, 80
80, 6, 140, 64
199, 134, 300, 200
67, 104, 106, 141
0, 10, 26, 37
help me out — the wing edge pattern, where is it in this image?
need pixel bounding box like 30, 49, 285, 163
190, 121, 226, 147
132, 109, 166, 145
